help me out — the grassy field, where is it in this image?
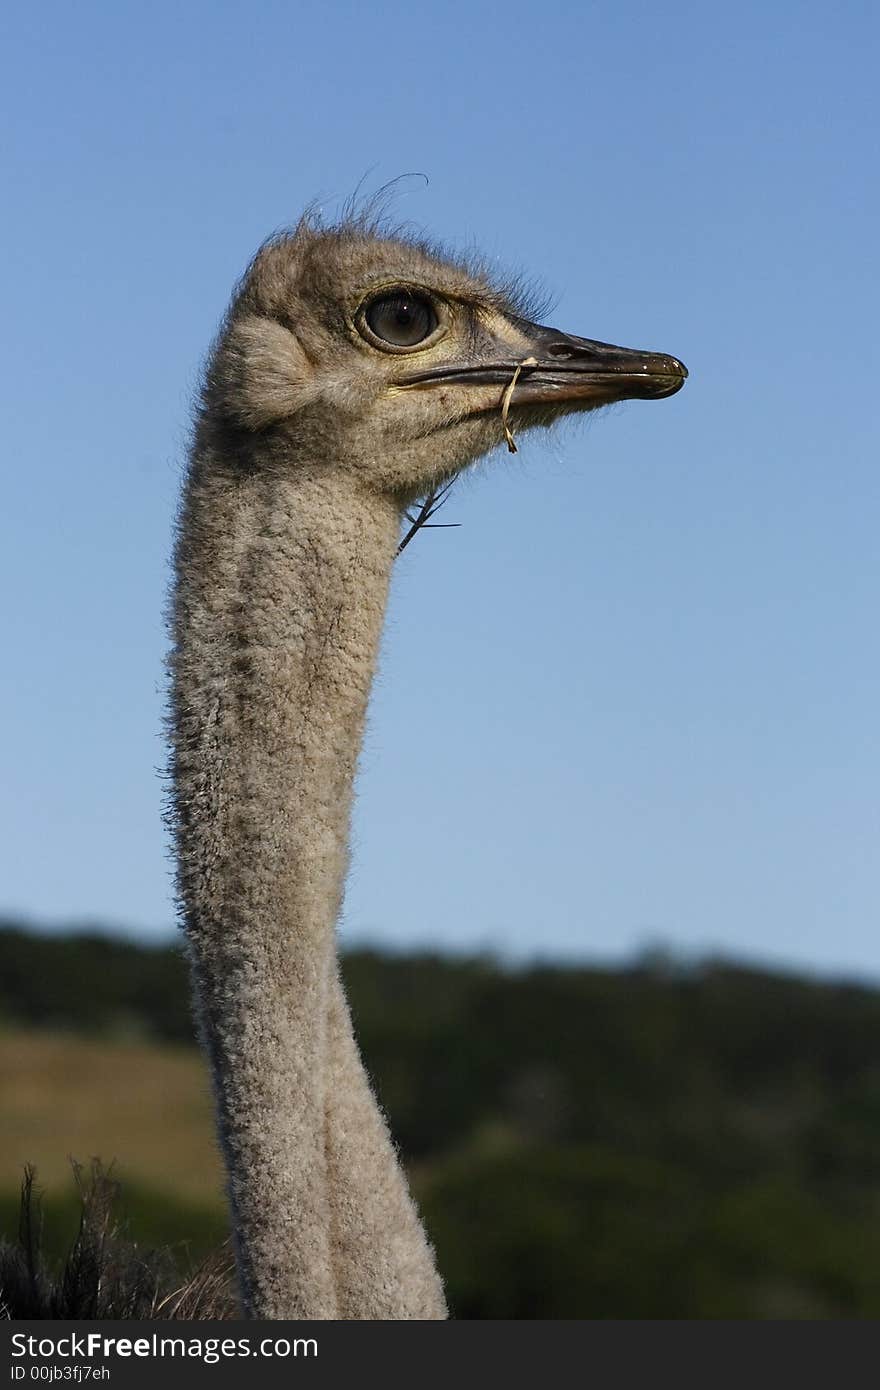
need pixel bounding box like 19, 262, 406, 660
0, 1026, 229, 1264
1, 1027, 222, 1202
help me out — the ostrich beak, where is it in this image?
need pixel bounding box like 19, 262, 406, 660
503, 322, 688, 406
400, 320, 687, 409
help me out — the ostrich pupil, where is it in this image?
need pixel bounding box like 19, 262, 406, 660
366, 293, 435, 346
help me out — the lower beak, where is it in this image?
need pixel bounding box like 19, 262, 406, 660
400, 324, 687, 408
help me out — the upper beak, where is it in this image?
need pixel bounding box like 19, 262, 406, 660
400, 320, 687, 409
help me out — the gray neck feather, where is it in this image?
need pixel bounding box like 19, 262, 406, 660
169, 441, 446, 1318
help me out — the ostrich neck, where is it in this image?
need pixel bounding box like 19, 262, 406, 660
171, 448, 407, 1317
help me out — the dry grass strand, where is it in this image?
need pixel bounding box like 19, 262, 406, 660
501, 357, 538, 453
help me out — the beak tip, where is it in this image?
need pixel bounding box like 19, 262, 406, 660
656, 356, 687, 397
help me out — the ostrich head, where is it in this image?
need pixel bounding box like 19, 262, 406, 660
201, 217, 687, 499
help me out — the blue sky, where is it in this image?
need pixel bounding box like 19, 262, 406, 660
2, 1, 878, 978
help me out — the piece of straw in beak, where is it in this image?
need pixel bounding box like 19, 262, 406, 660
501, 357, 538, 453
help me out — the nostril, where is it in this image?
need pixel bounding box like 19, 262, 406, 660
545, 342, 574, 360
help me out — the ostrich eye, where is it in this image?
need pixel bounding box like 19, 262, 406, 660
363, 292, 437, 348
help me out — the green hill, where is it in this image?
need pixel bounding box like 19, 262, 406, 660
2, 922, 879, 1318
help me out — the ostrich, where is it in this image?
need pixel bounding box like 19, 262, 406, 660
167, 212, 686, 1321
